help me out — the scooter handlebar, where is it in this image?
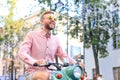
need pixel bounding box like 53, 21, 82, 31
33, 62, 62, 70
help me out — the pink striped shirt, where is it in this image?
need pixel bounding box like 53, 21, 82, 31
18, 29, 74, 74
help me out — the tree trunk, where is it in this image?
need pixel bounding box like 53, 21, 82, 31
92, 45, 100, 74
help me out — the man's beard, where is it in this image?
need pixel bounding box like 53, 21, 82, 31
45, 23, 54, 30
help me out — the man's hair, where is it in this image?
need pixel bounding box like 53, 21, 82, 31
41, 11, 54, 20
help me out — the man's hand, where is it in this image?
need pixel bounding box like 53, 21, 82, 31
34, 59, 46, 66
79, 62, 85, 69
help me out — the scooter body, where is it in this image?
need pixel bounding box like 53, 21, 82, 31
33, 53, 85, 80
50, 64, 83, 80
34, 62, 84, 80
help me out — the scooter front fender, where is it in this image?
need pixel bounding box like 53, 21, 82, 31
50, 71, 72, 80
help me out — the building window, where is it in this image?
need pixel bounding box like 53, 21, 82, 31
113, 67, 120, 80
113, 35, 120, 49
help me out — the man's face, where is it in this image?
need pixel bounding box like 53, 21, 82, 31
41, 13, 56, 30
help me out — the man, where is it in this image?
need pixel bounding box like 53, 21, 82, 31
18, 11, 82, 80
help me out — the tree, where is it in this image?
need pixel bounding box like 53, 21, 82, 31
3, 0, 25, 57
1, 0, 26, 78
74, 0, 120, 75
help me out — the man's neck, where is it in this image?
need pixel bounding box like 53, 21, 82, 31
42, 27, 50, 33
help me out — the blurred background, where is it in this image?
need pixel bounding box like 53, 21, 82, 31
0, 0, 120, 80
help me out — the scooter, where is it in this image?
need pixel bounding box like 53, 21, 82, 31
33, 57, 84, 80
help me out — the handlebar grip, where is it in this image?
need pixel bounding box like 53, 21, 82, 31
33, 63, 38, 66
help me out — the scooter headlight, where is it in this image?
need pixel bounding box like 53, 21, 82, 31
73, 67, 82, 78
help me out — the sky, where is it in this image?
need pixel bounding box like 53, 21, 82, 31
0, 0, 65, 18
0, 0, 115, 20
0, 0, 78, 19
0, 0, 47, 19
0, 0, 39, 27
0, 0, 81, 27
0, 0, 46, 27
14, 0, 45, 20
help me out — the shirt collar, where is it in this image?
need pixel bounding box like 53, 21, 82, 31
39, 29, 51, 38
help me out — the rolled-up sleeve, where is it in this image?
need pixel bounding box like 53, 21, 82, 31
18, 32, 36, 65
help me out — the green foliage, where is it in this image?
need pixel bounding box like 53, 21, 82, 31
69, 19, 82, 39
38, 0, 51, 6
118, 40, 120, 48
1, 0, 25, 58
84, 0, 101, 3
0, 35, 4, 42
83, 0, 114, 58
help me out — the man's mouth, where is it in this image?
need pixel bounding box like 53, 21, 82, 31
50, 22, 55, 25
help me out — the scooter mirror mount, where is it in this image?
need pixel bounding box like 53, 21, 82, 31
73, 54, 81, 62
